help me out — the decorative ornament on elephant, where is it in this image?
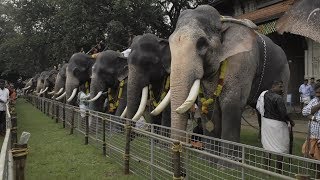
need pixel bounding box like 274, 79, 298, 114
125, 33, 171, 128
87, 50, 128, 116
65, 53, 95, 105
41, 69, 58, 98
23, 73, 40, 94
169, 5, 289, 163
35, 71, 50, 96
54, 63, 69, 101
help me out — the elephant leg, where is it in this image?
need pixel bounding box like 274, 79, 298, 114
219, 102, 242, 168
256, 109, 261, 141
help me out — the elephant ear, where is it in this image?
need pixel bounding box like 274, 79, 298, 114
218, 23, 256, 63
117, 56, 128, 81
158, 39, 171, 73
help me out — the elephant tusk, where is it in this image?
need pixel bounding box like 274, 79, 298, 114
67, 88, 78, 103
151, 90, 171, 116
132, 86, 148, 121
39, 87, 49, 95
48, 91, 55, 95
23, 86, 31, 90
56, 92, 66, 100
39, 88, 44, 94
87, 91, 103, 102
120, 106, 127, 118
176, 79, 200, 114
55, 88, 64, 96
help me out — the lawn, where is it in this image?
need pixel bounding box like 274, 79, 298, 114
15, 98, 138, 180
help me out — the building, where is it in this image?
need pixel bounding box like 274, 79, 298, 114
213, 0, 320, 104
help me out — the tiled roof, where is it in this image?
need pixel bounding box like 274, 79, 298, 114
236, 0, 296, 23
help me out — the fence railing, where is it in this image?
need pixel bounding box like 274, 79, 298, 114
26, 95, 319, 180
0, 102, 15, 180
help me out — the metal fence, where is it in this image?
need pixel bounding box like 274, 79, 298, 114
27, 95, 320, 180
0, 102, 15, 180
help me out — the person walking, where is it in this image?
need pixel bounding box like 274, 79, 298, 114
310, 77, 316, 99
0, 79, 9, 136
299, 79, 313, 110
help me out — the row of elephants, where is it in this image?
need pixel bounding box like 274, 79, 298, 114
23, 6, 290, 144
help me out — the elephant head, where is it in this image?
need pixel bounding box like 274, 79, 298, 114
169, 5, 289, 142
88, 50, 128, 113
53, 63, 68, 100
42, 69, 58, 97
65, 53, 95, 105
36, 71, 49, 95
23, 74, 39, 93
276, 0, 320, 43
126, 33, 171, 124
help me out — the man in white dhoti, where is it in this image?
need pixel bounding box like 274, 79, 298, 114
256, 80, 294, 172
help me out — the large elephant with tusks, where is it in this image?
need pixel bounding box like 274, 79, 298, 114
169, 5, 289, 163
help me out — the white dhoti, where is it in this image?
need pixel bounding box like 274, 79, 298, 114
261, 117, 289, 153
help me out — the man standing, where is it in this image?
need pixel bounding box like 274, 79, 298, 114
310, 77, 316, 99
256, 81, 294, 172
302, 82, 320, 179
0, 79, 9, 136
299, 79, 312, 110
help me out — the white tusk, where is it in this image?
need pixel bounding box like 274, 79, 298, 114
67, 88, 78, 102
48, 91, 55, 95
176, 79, 200, 114
23, 86, 31, 90
55, 88, 64, 95
132, 86, 148, 121
151, 90, 171, 116
39, 88, 44, 94
40, 87, 48, 94
56, 92, 66, 100
120, 106, 127, 118
87, 91, 103, 102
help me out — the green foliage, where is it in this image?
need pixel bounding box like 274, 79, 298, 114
0, 0, 209, 80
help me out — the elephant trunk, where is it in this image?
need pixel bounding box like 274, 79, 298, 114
169, 32, 204, 141
53, 74, 65, 98
126, 66, 146, 120
89, 78, 106, 112
65, 73, 79, 105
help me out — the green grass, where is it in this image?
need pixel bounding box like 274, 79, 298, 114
16, 98, 138, 180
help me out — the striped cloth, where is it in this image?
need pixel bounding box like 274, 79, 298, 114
302, 98, 320, 139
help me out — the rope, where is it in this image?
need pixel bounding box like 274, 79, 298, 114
123, 154, 130, 161
173, 175, 183, 180
11, 148, 29, 157
108, 80, 125, 113
171, 142, 182, 153
241, 115, 259, 130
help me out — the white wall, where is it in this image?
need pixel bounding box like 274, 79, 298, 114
305, 38, 320, 79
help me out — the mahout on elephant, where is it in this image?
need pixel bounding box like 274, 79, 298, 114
125, 33, 171, 130
87, 50, 128, 117
169, 5, 289, 165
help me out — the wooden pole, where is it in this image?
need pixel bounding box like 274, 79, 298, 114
11, 114, 17, 144
102, 119, 106, 156
85, 110, 89, 145
55, 104, 59, 123
124, 124, 131, 175
70, 108, 74, 135
51, 102, 55, 119
62, 104, 66, 128
12, 144, 28, 180
172, 141, 182, 180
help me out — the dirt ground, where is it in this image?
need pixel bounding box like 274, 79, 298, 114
241, 105, 309, 139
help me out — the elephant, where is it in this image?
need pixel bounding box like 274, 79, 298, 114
65, 53, 95, 105
40, 69, 58, 97
53, 63, 68, 100
88, 50, 128, 116
168, 5, 290, 161
22, 74, 40, 94
276, 0, 320, 43
35, 71, 50, 95
125, 33, 171, 128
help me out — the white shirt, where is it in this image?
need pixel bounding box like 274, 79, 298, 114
0, 88, 9, 111
299, 84, 312, 98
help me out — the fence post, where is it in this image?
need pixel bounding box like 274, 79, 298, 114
124, 124, 132, 175
241, 146, 245, 180
55, 104, 59, 123
172, 141, 182, 180
85, 110, 89, 145
11, 114, 18, 144
102, 119, 106, 156
46, 100, 50, 116
150, 125, 154, 179
70, 108, 74, 135
51, 102, 55, 119
12, 143, 28, 180
62, 104, 66, 128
